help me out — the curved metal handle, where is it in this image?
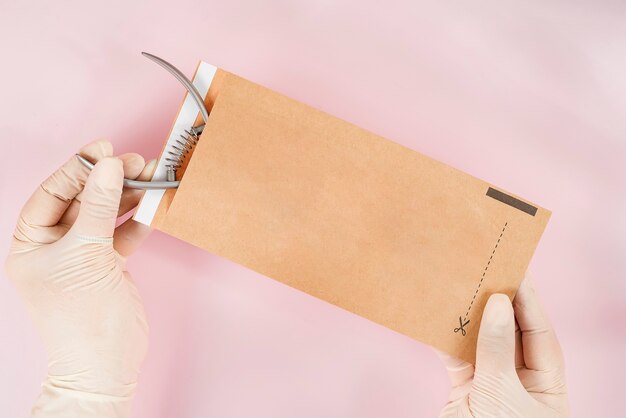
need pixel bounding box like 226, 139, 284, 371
141, 52, 210, 124
77, 52, 210, 189
76, 154, 180, 189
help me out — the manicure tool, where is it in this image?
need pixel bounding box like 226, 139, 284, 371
76, 52, 209, 189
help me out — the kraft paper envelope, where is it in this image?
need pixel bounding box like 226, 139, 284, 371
135, 62, 550, 364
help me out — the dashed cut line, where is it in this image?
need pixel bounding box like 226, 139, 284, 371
463, 221, 508, 321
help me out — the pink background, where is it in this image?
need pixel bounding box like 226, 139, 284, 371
1, 1, 625, 416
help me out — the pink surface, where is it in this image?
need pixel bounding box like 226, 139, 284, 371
1, 1, 625, 416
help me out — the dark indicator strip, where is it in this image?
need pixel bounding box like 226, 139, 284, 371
486, 187, 537, 216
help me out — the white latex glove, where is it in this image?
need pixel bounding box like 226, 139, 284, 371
5, 140, 154, 417
438, 276, 569, 417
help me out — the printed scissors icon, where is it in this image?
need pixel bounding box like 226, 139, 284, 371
454, 316, 470, 336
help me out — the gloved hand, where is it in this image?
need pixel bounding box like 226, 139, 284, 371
438, 276, 569, 417
5, 140, 154, 418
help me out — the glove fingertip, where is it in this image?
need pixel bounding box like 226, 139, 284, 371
72, 157, 124, 238
482, 294, 514, 334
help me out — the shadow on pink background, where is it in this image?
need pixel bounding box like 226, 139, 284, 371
1, 1, 624, 417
